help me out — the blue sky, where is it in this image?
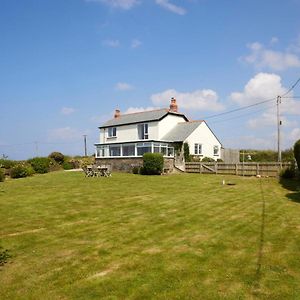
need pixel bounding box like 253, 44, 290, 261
1, 0, 300, 159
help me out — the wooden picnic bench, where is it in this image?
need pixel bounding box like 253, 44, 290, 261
83, 165, 112, 177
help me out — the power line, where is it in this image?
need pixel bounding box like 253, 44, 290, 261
210, 103, 277, 124
281, 77, 300, 97
203, 97, 276, 120
282, 96, 300, 99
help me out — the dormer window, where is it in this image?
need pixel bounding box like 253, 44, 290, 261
137, 123, 148, 140
108, 127, 117, 138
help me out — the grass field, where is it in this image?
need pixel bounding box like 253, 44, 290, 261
0, 171, 300, 299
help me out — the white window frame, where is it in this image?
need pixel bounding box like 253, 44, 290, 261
194, 143, 202, 155
213, 145, 219, 156
108, 127, 117, 138
138, 123, 149, 140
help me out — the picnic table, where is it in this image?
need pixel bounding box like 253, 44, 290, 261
83, 165, 111, 177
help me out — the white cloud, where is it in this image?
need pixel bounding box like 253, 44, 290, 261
155, 0, 186, 15
115, 82, 134, 91
124, 106, 158, 114
288, 127, 300, 142
151, 88, 224, 111
241, 42, 300, 71
102, 39, 120, 48
86, 0, 139, 10
60, 107, 75, 115
247, 109, 297, 129
48, 127, 86, 141
131, 39, 142, 49
230, 73, 286, 106
230, 73, 300, 133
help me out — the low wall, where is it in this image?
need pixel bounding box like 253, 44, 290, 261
95, 157, 175, 173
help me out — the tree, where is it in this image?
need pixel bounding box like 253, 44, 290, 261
183, 143, 191, 162
294, 139, 300, 170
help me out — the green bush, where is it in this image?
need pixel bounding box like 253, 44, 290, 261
0, 169, 5, 182
62, 161, 73, 170
294, 140, 300, 171
10, 165, 30, 179
132, 166, 140, 174
142, 153, 164, 175
201, 157, 215, 162
280, 166, 296, 179
0, 159, 16, 169
28, 157, 50, 174
48, 152, 65, 164
183, 143, 191, 162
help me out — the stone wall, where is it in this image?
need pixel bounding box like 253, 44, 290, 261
95, 157, 175, 172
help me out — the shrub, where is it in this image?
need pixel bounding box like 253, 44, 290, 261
132, 166, 140, 174
49, 161, 62, 172
294, 140, 300, 171
10, 165, 30, 179
28, 157, 50, 174
183, 143, 191, 162
280, 166, 296, 179
0, 159, 16, 169
0, 169, 5, 182
201, 157, 215, 162
80, 157, 94, 168
62, 161, 73, 170
142, 153, 164, 175
48, 152, 65, 164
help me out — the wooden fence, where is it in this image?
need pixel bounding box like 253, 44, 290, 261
185, 162, 291, 177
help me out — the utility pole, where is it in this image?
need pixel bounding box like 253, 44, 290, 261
277, 95, 282, 163
83, 135, 87, 157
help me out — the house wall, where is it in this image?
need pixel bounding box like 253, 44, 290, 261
99, 121, 159, 144
185, 122, 222, 160
158, 114, 187, 139
95, 157, 174, 172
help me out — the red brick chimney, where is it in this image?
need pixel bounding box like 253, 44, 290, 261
114, 109, 121, 118
169, 97, 178, 112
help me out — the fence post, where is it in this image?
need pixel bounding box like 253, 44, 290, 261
215, 162, 218, 174
200, 163, 202, 174
235, 164, 238, 175
256, 163, 259, 176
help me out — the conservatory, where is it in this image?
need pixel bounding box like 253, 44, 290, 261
95, 142, 174, 158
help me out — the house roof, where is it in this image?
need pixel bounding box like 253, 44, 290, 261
162, 121, 203, 142
100, 109, 188, 128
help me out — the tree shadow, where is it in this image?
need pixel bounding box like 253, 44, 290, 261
279, 178, 300, 203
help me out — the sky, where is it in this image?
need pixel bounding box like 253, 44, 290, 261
1, 0, 300, 160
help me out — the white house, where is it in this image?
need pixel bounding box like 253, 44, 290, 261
95, 98, 222, 170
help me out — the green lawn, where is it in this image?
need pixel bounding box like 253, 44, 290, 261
0, 171, 300, 299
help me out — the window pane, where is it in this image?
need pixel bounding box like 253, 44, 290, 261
109, 145, 120, 156
137, 147, 151, 156
154, 147, 160, 153
214, 146, 219, 155
194, 144, 198, 155
138, 124, 143, 139
161, 147, 167, 155
168, 147, 174, 156
122, 144, 135, 156
108, 127, 116, 137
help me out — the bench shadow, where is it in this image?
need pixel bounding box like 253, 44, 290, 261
279, 178, 300, 203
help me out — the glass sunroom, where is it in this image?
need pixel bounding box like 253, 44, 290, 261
95, 142, 174, 158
